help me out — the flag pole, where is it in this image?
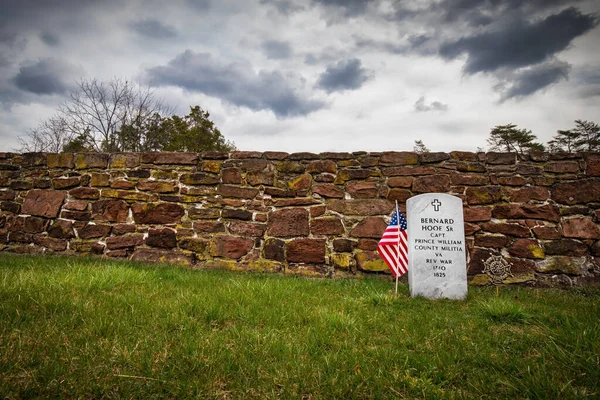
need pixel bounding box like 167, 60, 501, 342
394, 200, 400, 295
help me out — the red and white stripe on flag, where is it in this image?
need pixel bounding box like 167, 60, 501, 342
377, 209, 408, 277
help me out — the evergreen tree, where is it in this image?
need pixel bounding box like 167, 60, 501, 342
487, 123, 544, 155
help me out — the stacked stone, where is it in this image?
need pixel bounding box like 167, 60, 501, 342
0, 150, 599, 285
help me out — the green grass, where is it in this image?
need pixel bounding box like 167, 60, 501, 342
0, 254, 598, 399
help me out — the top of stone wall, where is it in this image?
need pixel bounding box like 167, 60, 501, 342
1, 150, 597, 168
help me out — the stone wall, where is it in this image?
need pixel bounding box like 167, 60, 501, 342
1, 150, 599, 286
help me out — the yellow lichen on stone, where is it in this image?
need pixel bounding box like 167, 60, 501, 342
247, 259, 281, 272
503, 273, 535, 284
110, 154, 127, 169
470, 274, 491, 285
201, 160, 222, 174
332, 253, 352, 270
355, 252, 387, 272
529, 245, 545, 259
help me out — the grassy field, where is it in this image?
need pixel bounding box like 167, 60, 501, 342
0, 254, 598, 399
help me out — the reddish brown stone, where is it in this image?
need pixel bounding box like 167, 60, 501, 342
379, 152, 419, 166
334, 168, 373, 184
60, 210, 92, 221
346, 181, 379, 198
221, 168, 242, 184
178, 237, 209, 253
486, 152, 516, 165
228, 221, 267, 237
382, 166, 436, 176
231, 151, 262, 159
188, 208, 220, 220
141, 152, 197, 165
387, 177, 413, 188
264, 238, 285, 262
218, 185, 259, 199
221, 209, 253, 220
350, 217, 387, 238
275, 161, 305, 173
532, 225, 561, 239
1, 201, 20, 214
74, 153, 109, 169
0, 190, 15, 201
63, 201, 87, 211
508, 239, 544, 259
481, 222, 530, 237
273, 198, 320, 207
22, 189, 66, 218
112, 224, 136, 235
585, 153, 600, 176
286, 238, 326, 263
193, 221, 226, 233
492, 204, 560, 222
421, 152, 450, 163
310, 205, 326, 217
78, 224, 111, 239
328, 199, 393, 216
109, 153, 140, 169
497, 176, 527, 186
313, 183, 344, 198
545, 161, 580, 174
543, 239, 588, 256
246, 171, 275, 186
474, 234, 510, 248
288, 174, 312, 190
456, 162, 486, 173
91, 200, 129, 223
69, 187, 100, 200
508, 187, 549, 203
9, 231, 33, 243
450, 151, 478, 161
52, 177, 80, 189
465, 186, 501, 205
131, 202, 185, 224
288, 152, 319, 160
264, 152, 289, 160
181, 173, 220, 185
551, 179, 600, 204
591, 240, 600, 256
561, 217, 600, 239
450, 174, 489, 186
386, 189, 412, 203
106, 234, 144, 250
9, 180, 32, 190
306, 160, 337, 174
516, 164, 543, 175
47, 219, 75, 239
33, 235, 67, 251
110, 179, 135, 190
358, 239, 378, 251
412, 175, 450, 193
146, 228, 177, 248
311, 217, 344, 235
264, 187, 296, 198
130, 248, 193, 265
137, 180, 176, 193
212, 235, 254, 259
267, 208, 309, 237
333, 238, 357, 252
127, 170, 151, 179
464, 207, 492, 222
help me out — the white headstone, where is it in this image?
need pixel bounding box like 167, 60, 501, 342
407, 193, 467, 300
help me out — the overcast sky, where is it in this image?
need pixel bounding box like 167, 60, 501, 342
1, 0, 599, 153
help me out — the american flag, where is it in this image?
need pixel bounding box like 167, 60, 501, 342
377, 209, 408, 277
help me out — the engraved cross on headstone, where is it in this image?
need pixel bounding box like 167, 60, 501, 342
431, 199, 442, 211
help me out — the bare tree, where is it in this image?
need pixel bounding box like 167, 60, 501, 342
20, 78, 171, 153
18, 115, 72, 153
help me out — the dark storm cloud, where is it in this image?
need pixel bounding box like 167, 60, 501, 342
130, 19, 177, 39
501, 61, 571, 100
145, 50, 324, 117
12, 58, 78, 95
316, 58, 371, 93
40, 32, 60, 47
414, 96, 449, 112
439, 7, 598, 74
262, 40, 292, 59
